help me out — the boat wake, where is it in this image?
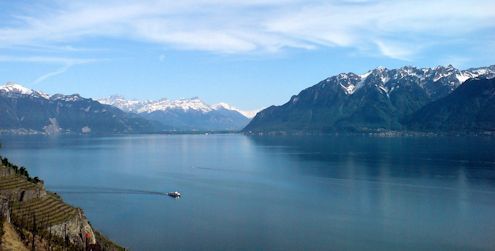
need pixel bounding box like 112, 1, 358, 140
47, 185, 169, 196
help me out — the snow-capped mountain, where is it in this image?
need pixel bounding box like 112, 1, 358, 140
211, 103, 260, 119
0, 83, 92, 102
0, 83, 253, 133
94, 95, 145, 113
0, 83, 157, 134
324, 65, 495, 98
0, 82, 49, 99
98, 96, 253, 131
98, 95, 258, 118
244, 64, 495, 133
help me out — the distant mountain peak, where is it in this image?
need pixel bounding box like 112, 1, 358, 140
212, 102, 261, 118
0, 82, 33, 95
0, 83, 94, 102
0, 84, 157, 134
212, 102, 234, 110
97, 95, 253, 131
323, 65, 495, 97
97, 95, 257, 118
0, 82, 49, 99
0, 83, 255, 133
50, 93, 85, 102
145, 97, 212, 113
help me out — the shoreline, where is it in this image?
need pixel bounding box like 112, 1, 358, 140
2, 129, 494, 137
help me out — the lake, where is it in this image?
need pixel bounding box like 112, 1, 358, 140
0, 134, 494, 250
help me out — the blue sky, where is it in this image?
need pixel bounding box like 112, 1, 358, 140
0, 0, 494, 110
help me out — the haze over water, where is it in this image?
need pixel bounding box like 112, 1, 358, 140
1, 134, 494, 251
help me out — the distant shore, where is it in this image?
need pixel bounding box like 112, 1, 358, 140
242, 130, 495, 137
2, 128, 494, 137
0, 128, 241, 136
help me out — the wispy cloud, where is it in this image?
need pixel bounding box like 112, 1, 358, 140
0, 55, 97, 64
374, 40, 418, 61
0, 55, 99, 83
0, 0, 494, 59
33, 63, 73, 84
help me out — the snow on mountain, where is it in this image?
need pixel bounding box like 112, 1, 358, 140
0, 82, 49, 99
0, 83, 157, 134
330, 65, 495, 97
141, 97, 212, 113
244, 64, 495, 133
0, 82, 95, 102
0, 82, 256, 120
50, 94, 85, 102
97, 95, 149, 112
98, 96, 253, 131
98, 96, 257, 118
211, 103, 260, 118
241, 110, 261, 119
0, 82, 33, 95
456, 72, 476, 84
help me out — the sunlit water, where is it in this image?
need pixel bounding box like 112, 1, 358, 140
1, 134, 494, 250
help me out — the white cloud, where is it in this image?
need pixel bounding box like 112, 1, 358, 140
33, 63, 73, 84
0, 55, 99, 84
0, 0, 494, 59
374, 40, 417, 61
0, 55, 96, 64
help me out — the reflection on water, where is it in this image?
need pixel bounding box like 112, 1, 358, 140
1, 134, 494, 251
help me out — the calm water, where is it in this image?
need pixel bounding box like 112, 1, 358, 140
1, 134, 495, 250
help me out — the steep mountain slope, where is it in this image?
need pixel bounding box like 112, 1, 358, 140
0, 83, 158, 134
98, 96, 251, 131
406, 78, 495, 132
244, 65, 495, 133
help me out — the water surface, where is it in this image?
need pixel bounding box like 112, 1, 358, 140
1, 134, 494, 250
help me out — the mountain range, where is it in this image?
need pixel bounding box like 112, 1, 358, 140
244, 65, 495, 134
0, 83, 157, 134
97, 96, 254, 131
2, 64, 494, 135
0, 83, 253, 134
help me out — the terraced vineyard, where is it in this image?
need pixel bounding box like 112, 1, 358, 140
0, 175, 37, 191
0, 173, 79, 228
11, 193, 78, 228
0, 163, 122, 249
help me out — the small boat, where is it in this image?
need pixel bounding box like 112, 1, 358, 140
167, 191, 181, 198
